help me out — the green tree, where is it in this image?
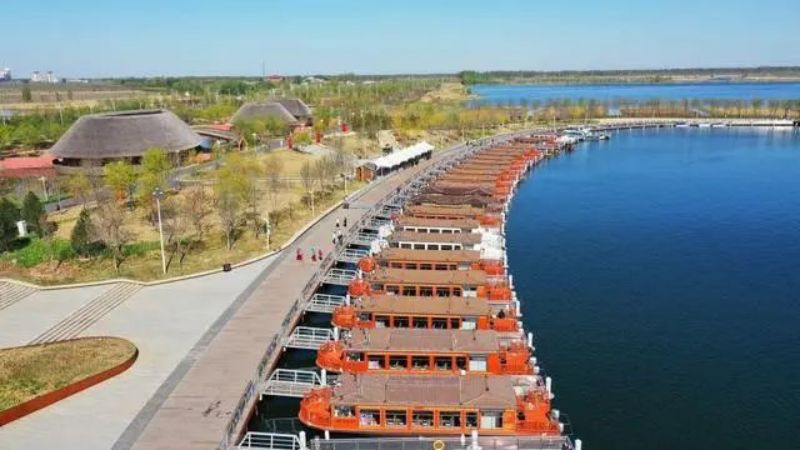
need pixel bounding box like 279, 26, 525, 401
21, 191, 45, 236
21, 86, 32, 103
213, 166, 248, 250
65, 172, 93, 206
70, 208, 92, 256
0, 197, 20, 251
103, 161, 137, 200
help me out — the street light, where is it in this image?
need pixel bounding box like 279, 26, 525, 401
39, 176, 49, 201
153, 187, 167, 275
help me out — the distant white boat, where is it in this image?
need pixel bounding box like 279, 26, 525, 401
675, 122, 691, 128
711, 123, 728, 128
698, 123, 712, 128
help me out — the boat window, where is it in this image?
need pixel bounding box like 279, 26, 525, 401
413, 317, 428, 328
449, 318, 461, 329
359, 313, 371, 321
461, 319, 476, 330
436, 287, 450, 297
465, 412, 479, 428
420, 264, 433, 271
375, 315, 390, 327
386, 410, 407, 427
456, 357, 467, 371
419, 286, 434, 297
386, 286, 400, 295
412, 411, 434, 427
389, 355, 408, 370
480, 410, 503, 429
441, 245, 453, 251
449, 264, 458, 270
347, 352, 364, 362
432, 318, 448, 329
394, 316, 409, 328
411, 355, 430, 370
453, 288, 462, 296
360, 409, 382, 426
469, 356, 487, 372
390, 262, 403, 269
440, 229, 450, 234
413, 244, 425, 250
368, 354, 386, 369
400, 243, 412, 249
402, 286, 417, 296
439, 411, 462, 428
406, 263, 418, 270
334, 406, 355, 417
430, 228, 440, 234
435, 264, 448, 271
434, 356, 453, 371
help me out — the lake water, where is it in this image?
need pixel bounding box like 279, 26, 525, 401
471, 83, 800, 106
506, 128, 800, 450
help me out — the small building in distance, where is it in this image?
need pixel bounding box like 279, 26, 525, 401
48, 109, 203, 174
232, 98, 313, 128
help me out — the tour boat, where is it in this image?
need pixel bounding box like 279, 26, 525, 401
298, 374, 561, 436
348, 267, 512, 301
364, 248, 505, 275
317, 328, 533, 375
331, 295, 519, 332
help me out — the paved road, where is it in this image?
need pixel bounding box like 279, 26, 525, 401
0, 256, 276, 450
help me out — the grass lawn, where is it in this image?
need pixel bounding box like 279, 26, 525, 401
0, 337, 137, 411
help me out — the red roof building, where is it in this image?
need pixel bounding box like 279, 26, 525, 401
0, 155, 56, 179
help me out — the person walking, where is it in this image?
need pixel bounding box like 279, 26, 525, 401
343, 216, 348, 228
336, 218, 340, 229
332, 232, 337, 246
311, 246, 317, 262
317, 248, 323, 260
296, 248, 303, 262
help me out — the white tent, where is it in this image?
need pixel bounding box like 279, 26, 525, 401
368, 141, 434, 171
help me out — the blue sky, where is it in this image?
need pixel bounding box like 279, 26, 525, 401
2, 0, 799, 77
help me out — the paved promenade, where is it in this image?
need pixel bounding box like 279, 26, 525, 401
127, 148, 462, 450
0, 257, 276, 450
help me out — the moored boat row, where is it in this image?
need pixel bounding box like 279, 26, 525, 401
297, 134, 573, 439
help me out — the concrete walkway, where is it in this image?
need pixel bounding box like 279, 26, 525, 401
0, 256, 276, 450
128, 149, 463, 450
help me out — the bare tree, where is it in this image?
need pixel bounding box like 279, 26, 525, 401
182, 185, 211, 242
299, 161, 317, 215
161, 197, 190, 270
92, 201, 133, 273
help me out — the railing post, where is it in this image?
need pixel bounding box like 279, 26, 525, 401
299, 431, 308, 450
575, 439, 583, 450
321, 368, 327, 385
470, 430, 481, 450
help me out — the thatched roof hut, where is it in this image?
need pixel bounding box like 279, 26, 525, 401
271, 97, 312, 121
49, 109, 202, 162
232, 102, 299, 126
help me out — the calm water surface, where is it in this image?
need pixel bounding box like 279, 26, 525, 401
507, 128, 800, 450
472, 82, 800, 106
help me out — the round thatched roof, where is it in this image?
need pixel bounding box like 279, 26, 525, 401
49, 109, 202, 159
271, 97, 312, 119
232, 102, 300, 125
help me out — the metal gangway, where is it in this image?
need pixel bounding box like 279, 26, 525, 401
336, 248, 370, 264
349, 232, 379, 247
238, 432, 304, 450
322, 268, 357, 286
260, 369, 327, 398
305, 293, 347, 314
364, 217, 392, 230
284, 326, 334, 350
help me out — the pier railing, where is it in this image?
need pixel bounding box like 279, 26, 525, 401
311, 436, 574, 450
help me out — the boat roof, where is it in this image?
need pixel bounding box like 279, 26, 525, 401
331, 374, 538, 409
395, 216, 480, 230
389, 231, 483, 245
376, 248, 481, 263
356, 295, 493, 316
368, 268, 488, 286
344, 328, 505, 353
404, 204, 486, 217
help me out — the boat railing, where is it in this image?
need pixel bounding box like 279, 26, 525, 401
310, 435, 574, 450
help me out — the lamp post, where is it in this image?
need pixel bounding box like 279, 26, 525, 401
39, 176, 49, 201
153, 187, 167, 275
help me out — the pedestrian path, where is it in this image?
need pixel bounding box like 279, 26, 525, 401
0, 281, 37, 310
29, 282, 142, 344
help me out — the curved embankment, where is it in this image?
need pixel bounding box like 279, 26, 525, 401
0, 336, 138, 426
